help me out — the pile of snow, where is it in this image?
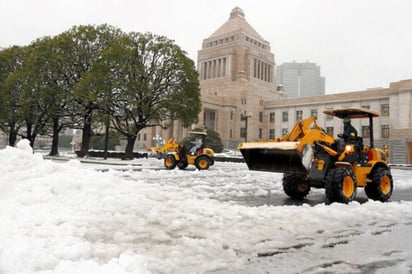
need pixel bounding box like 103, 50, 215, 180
1, 140, 412, 273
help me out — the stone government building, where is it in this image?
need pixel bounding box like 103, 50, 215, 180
144, 7, 412, 164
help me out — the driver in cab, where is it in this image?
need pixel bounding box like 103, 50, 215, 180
342, 117, 357, 139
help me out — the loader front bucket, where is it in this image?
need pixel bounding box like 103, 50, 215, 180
238, 141, 310, 174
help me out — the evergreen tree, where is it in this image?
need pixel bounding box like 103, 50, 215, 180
81, 32, 201, 159
0, 46, 28, 146
57, 24, 123, 157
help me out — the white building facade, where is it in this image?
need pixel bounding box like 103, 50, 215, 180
263, 80, 412, 164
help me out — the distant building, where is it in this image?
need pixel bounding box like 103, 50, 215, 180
276, 61, 325, 98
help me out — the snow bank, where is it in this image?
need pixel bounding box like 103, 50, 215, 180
1, 140, 412, 273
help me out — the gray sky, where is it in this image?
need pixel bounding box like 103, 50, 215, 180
1, 0, 411, 93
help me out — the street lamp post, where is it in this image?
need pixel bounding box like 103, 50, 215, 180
241, 111, 252, 142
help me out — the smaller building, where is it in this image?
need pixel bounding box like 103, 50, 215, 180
264, 79, 412, 164
276, 61, 325, 98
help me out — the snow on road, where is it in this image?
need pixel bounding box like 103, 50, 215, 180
1, 140, 412, 273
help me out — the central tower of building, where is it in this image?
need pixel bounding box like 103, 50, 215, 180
197, 7, 285, 147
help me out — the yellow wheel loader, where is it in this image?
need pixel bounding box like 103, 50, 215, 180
148, 137, 179, 154
238, 107, 393, 204
164, 131, 215, 170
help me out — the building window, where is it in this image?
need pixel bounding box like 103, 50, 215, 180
137, 134, 141, 141
326, 127, 334, 137
259, 128, 262, 139
201, 57, 227, 80
282, 128, 288, 136
253, 58, 272, 83
240, 127, 246, 138
362, 126, 370, 138
361, 105, 370, 109
325, 108, 333, 120
381, 104, 389, 116
269, 112, 275, 123
311, 109, 318, 118
209, 112, 216, 121
143, 133, 147, 141
296, 110, 303, 121
282, 111, 288, 122
230, 129, 233, 138
204, 109, 217, 130
241, 97, 247, 105
381, 125, 389, 138
269, 129, 275, 139
202, 62, 207, 80
222, 59, 227, 76
230, 111, 233, 120
259, 112, 263, 122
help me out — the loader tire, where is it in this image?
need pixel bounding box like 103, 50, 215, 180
195, 155, 211, 170
282, 173, 310, 199
365, 167, 393, 202
164, 155, 177, 170
325, 168, 357, 204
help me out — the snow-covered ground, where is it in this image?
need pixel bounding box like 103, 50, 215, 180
1, 140, 412, 274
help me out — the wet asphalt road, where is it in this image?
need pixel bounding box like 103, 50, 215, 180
265, 188, 411, 207
230, 168, 412, 207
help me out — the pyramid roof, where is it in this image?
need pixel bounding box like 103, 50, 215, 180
207, 7, 265, 42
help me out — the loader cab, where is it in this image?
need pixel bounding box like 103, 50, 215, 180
178, 131, 206, 160
323, 107, 380, 164
189, 136, 203, 155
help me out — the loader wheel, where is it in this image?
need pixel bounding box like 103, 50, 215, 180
365, 167, 393, 202
325, 168, 357, 204
195, 155, 211, 170
282, 173, 310, 199
164, 155, 177, 170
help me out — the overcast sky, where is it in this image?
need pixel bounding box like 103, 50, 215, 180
1, 0, 411, 93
